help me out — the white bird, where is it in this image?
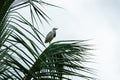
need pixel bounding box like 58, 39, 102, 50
45, 28, 58, 43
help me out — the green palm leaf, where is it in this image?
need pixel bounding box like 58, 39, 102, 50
0, 3, 13, 77
28, 40, 95, 80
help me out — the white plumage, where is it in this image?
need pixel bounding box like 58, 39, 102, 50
45, 28, 58, 43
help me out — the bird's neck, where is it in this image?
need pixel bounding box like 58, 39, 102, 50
52, 30, 56, 32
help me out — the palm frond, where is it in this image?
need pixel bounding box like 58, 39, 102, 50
0, 12, 45, 79
10, 0, 58, 26
27, 40, 95, 80
0, 5, 13, 77
3, 31, 95, 80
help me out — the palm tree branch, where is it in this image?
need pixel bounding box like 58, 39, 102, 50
24, 40, 95, 80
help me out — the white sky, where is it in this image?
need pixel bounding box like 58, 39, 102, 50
17, 0, 120, 80
43, 0, 120, 80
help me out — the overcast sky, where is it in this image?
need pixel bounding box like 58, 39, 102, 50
42, 0, 120, 80
17, 0, 120, 80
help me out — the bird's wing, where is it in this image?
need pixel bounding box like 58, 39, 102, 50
45, 31, 54, 43
53, 31, 56, 37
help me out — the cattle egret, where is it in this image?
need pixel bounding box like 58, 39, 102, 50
45, 28, 58, 43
